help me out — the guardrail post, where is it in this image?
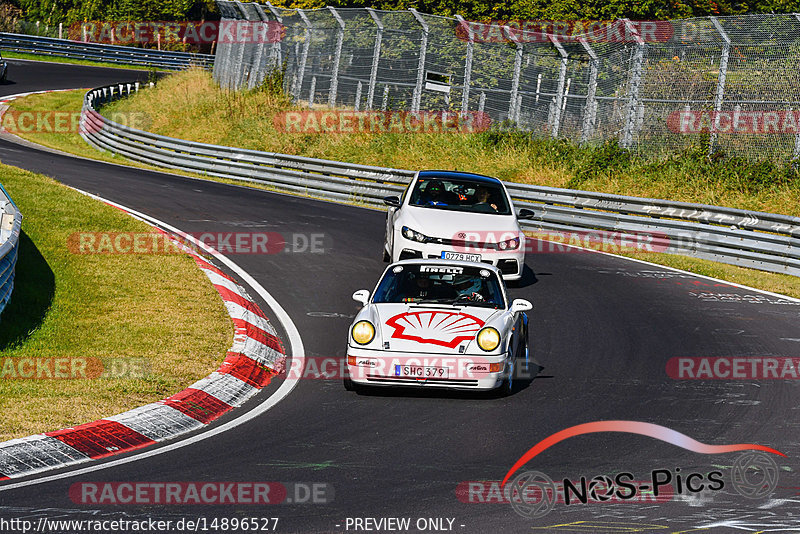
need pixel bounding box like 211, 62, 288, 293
294, 9, 313, 102
578, 37, 599, 143
327, 7, 345, 107
508, 40, 523, 123
455, 15, 473, 114
620, 20, 646, 149
410, 8, 428, 112
548, 35, 568, 137
265, 2, 284, 71
709, 17, 731, 156
366, 8, 384, 111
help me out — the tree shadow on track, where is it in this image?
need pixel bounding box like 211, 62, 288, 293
0, 231, 54, 350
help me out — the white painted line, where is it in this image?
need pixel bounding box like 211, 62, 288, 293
0, 189, 306, 490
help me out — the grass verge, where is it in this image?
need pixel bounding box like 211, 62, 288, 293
7, 69, 800, 300
0, 164, 231, 440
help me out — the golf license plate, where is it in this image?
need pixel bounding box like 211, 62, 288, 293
441, 251, 481, 262
395, 365, 449, 379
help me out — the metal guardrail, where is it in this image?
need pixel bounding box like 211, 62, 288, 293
0, 33, 214, 70
81, 82, 800, 278
0, 185, 22, 319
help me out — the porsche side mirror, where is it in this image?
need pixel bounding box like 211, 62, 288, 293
352, 289, 370, 306
511, 299, 533, 313
518, 208, 536, 220
383, 196, 401, 208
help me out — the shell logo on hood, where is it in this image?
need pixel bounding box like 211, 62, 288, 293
385, 311, 485, 348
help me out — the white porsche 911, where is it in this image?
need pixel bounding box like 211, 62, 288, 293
344, 259, 532, 393
382, 170, 535, 281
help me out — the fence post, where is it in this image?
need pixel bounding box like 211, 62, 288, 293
366, 8, 384, 110
620, 19, 646, 149
233, 1, 251, 90
294, 9, 313, 102
548, 35, 568, 138
252, 4, 272, 89
409, 8, 428, 112
478, 92, 485, 114
309, 76, 317, 107
327, 7, 345, 107
578, 37, 599, 143
58, 22, 62, 40
265, 1, 284, 71
794, 128, 800, 162
355, 81, 363, 111
508, 40, 523, 123
709, 16, 731, 156
455, 15, 473, 114
382, 85, 390, 111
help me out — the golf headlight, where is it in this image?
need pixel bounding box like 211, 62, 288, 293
351, 320, 375, 345
498, 237, 520, 250
401, 226, 428, 243
477, 327, 501, 351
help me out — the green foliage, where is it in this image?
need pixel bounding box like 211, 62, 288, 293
12, 0, 800, 27
14, 0, 218, 26
272, 0, 800, 21
569, 140, 632, 187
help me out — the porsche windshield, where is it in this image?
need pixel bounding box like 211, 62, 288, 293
373, 264, 505, 308
408, 177, 511, 215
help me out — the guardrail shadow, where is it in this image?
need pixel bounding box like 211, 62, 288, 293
0, 231, 54, 349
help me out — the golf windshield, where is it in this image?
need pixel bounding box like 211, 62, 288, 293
408, 177, 511, 215
373, 264, 505, 308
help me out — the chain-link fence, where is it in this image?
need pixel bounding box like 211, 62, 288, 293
213, 2, 800, 164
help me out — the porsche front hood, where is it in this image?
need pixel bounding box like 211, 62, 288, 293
372, 304, 502, 354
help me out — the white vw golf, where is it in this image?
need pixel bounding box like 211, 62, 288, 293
383, 170, 534, 281
344, 259, 532, 393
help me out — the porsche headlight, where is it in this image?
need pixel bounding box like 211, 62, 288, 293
476, 327, 501, 351
351, 320, 375, 345
401, 226, 429, 243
